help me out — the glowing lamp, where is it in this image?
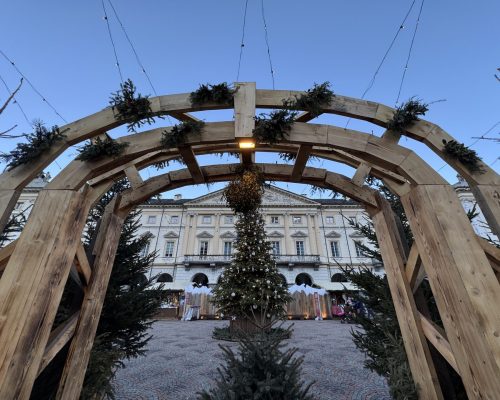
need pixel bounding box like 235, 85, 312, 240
239, 139, 255, 149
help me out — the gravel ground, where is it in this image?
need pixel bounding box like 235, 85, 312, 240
113, 320, 390, 400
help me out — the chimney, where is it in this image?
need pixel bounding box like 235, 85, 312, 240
174, 194, 182, 201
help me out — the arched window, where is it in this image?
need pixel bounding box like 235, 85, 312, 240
295, 273, 312, 286
278, 274, 287, 286
157, 273, 173, 283
192, 273, 209, 287
331, 273, 348, 283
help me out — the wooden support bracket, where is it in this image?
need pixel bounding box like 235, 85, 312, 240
351, 163, 371, 187
291, 145, 312, 181
295, 111, 319, 122
75, 242, 92, 285
124, 165, 144, 189
178, 146, 204, 184
405, 243, 425, 292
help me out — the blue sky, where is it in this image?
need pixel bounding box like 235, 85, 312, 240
1, 0, 498, 199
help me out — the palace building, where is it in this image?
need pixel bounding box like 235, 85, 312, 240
9, 174, 495, 300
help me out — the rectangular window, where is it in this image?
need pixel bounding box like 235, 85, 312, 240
326, 216, 334, 224
199, 241, 209, 256
270, 241, 281, 256
147, 215, 157, 224
170, 215, 179, 224
354, 241, 364, 257
330, 241, 340, 258
224, 215, 234, 224
140, 242, 150, 257
271, 216, 279, 224
223, 241, 232, 256
296, 241, 305, 256
15, 202, 24, 209
202, 215, 212, 224
165, 241, 175, 257
292, 216, 302, 224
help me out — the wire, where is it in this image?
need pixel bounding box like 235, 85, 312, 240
260, 0, 275, 89
0, 50, 67, 123
345, 0, 417, 128
106, 0, 157, 96
101, 0, 123, 83
395, 0, 425, 105
236, 0, 250, 82
0, 74, 30, 125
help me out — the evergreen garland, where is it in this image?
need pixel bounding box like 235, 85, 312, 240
76, 137, 129, 161
442, 139, 484, 173
278, 152, 297, 162
198, 328, 315, 400
110, 79, 156, 132
293, 82, 334, 117
161, 120, 205, 148
190, 83, 235, 106
386, 98, 428, 133
0, 121, 65, 170
253, 107, 297, 145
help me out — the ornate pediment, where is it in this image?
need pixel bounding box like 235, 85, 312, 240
163, 230, 179, 238
185, 185, 320, 207
196, 231, 214, 239
325, 231, 341, 238
220, 231, 236, 239
267, 230, 284, 238
349, 232, 364, 238
291, 230, 308, 238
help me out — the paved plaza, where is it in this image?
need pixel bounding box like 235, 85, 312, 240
113, 320, 390, 400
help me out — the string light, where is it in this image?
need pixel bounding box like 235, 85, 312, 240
236, 0, 249, 82
0, 49, 67, 123
0, 74, 30, 125
101, 0, 123, 83
261, 0, 275, 89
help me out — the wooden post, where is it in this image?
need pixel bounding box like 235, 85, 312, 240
56, 200, 127, 399
234, 82, 256, 139
401, 184, 500, 398
470, 184, 500, 238
0, 189, 21, 234
369, 194, 444, 399
0, 189, 89, 399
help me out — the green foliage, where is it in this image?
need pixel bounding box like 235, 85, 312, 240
198, 328, 315, 400
0, 213, 26, 247
151, 157, 185, 170
110, 79, 155, 132
278, 152, 296, 162
442, 139, 484, 173
293, 82, 334, 117
253, 108, 297, 145
386, 98, 428, 133
0, 121, 65, 170
76, 137, 129, 161
161, 120, 205, 148
190, 83, 235, 105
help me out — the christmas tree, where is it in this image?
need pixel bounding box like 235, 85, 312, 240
212, 168, 290, 329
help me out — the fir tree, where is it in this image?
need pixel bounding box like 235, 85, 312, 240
212, 169, 290, 326
198, 328, 314, 400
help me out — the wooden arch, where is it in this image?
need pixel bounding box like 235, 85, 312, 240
0, 83, 499, 399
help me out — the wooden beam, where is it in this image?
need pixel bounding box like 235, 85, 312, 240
401, 184, 500, 398
0, 189, 90, 399
75, 242, 92, 286
37, 312, 80, 376
124, 165, 143, 189
419, 313, 458, 374
0, 189, 21, 234
234, 82, 256, 138
405, 243, 425, 292
477, 235, 500, 266
351, 163, 371, 187
56, 202, 126, 400
167, 111, 200, 122
295, 111, 318, 122
240, 151, 254, 166
370, 194, 444, 399
177, 146, 204, 184
0, 239, 16, 272
291, 145, 312, 181
381, 129, 401, 144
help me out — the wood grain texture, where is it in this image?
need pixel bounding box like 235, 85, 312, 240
402, 184, 500, 399
0, 189, 89, 399
234, 82, 256, 138
371, 194, 443, 399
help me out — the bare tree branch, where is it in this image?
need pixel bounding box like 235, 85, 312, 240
0, 78, 23, 115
